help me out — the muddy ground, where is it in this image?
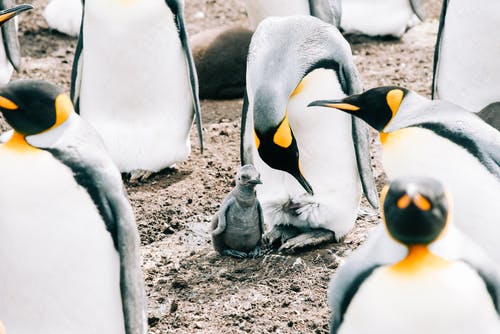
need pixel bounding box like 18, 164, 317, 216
6, 0, 442, 333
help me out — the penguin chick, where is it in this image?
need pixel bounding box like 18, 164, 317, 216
211, 164, 265, 258
330, 177, 500, 334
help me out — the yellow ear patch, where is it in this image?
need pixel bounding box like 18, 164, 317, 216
273, 112, 293, 148
386, 89, 404, 117
254, 130, 261, 149
52, 94, 73, 129
397, 194, 411, 209
414, 194, 431, 211
0, 96, 18, 110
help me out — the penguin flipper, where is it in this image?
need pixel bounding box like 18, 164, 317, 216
431, 0, 449, 99
70, 0, 85, 113
166, 0, 203, 152
42, 120, 147, 334
409, 0, 426, 21
477, 102, 500, 132
240, 91, 252, 165
309, 0, 342, 28
352, 117, 379, 209
0, 0, 22, 72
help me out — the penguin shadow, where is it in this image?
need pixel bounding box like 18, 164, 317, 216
344, 33, 402, 45
124, 168, 192, 188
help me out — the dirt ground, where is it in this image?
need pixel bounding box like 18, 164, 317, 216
6, 0, 442, 333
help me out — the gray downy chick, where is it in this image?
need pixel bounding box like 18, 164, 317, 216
211, 164, 265, 258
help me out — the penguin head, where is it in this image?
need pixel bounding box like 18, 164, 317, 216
381, 177, 449, 246
0, 80, 74, 136
236, 164, 262, 188
253, 88, 314, 195
0, 4, 33, 26
308, 86, 409, 132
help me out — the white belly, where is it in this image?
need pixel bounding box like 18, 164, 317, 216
339, 262, 500, 334
382, 127, 500, 263
436, 0, 500, 111
244, 0, 310, 29
0, 146, 125, 334
341, 0, 419, 37
251, 69, 362, 238
80, 0, 193, 172
44, 0, 83, 37
0, 28, 14, 85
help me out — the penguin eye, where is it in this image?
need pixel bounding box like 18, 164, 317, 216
241, 175, 250, 181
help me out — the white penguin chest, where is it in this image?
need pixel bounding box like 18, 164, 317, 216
0, 147, 125, 334
338, 263, 500, 334
436, 0, 500, 111
341, 0, 418, 37
381, 127, 500, 263
244, 0, 310, 29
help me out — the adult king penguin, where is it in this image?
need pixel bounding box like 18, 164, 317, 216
329, 177, 500, 334
241, 16, 378, 251
0, 80, 146, 334
340, 0, 425, 37
72, 0, 203, 181
244, 0, 341, 29
44, 0, 82, 37
432, 0, 500, 112
310, 86, 500, 262
0, 2, 33, 84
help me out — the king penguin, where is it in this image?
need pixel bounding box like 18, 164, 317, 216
43, 0, 82, 37
310, 86, 500, 262
340, 0, 425, 38
0, 2, 33, 84
432, 0, 500, 112
0, 80, 146, 334
244, 0, 341, 30
241, 16, 378, 251
71, 0, 203, 181
328, 177, 500, 334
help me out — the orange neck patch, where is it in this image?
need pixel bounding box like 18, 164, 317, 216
273, 112, 293, 148
1, 131, 38, 153
390, 245, 449, 275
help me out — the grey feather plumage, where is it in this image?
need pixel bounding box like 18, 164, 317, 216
37, 117, 147, 334
242, 16, 378, 208
309, 0, 342, 27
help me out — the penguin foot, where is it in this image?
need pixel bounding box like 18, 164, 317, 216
279, 228, 335, 252
263, 225, 301, 247
128, 169, 154, 182
221, 249, 250, 259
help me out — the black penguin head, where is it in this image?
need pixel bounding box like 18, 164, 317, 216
0, 80, 74, 136
308, 86, 409, 132
382, 177, 449, 246
0, 4, 33, 26
236, 164, 262, 188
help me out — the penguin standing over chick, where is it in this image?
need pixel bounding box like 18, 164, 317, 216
329, 177, 500, 334
0, 80, 146, 334
211, 164, 264, 258
72, 0, 203, 181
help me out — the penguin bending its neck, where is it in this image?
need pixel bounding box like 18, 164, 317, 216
0, 80, 147, 334
72, 0, 203, 181
330, 177, 500, 334
242, 16, 378, 251
310, 86, 500, 262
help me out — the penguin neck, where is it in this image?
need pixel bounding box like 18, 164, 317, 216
390, 244, 449, 274
1, 131, 39, 153
234, 185, 257, 207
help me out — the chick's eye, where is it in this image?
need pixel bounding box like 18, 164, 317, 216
241, 175, 249, 180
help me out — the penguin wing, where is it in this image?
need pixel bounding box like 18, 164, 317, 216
0, 0, 22, 71
43, 120, 147, 334
70, 0, 85, 112
240, 91, 252, 165
165, 0, 203, 152
309, 0, 342, 27
431, 0, 449, 99
409, 0, 426, 21
477, 102, 500, 132
328, 226, 407, 332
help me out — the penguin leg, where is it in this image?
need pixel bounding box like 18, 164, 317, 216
279, 228, 335, 252
221, 249, 249, 259
263, 225, 302, 247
